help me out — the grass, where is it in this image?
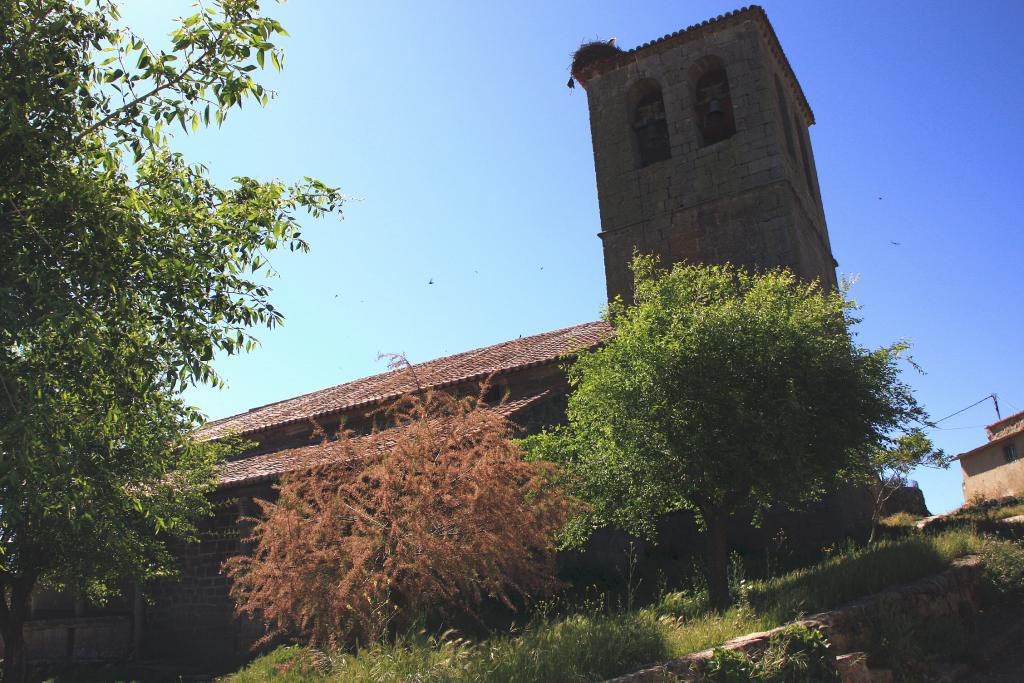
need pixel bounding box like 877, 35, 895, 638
879, 511, 921, 527
956, 501, 1024, 523
221, 528, 994, 683
703, 623, 839, 682
856, 534, 1024, 683
862, 606, 972, 683
880, 496, 1024, 531
934, 495, 1024, 525
747, 529, 983, 621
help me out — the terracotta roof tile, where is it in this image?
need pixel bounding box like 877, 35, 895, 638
198, 320, 611, 442
217, 393, 551, 488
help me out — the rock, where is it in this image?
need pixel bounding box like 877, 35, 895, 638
882, 486, 931, 517
836, 652, 871, 682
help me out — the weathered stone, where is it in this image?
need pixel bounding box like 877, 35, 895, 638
881, 485, 931, 517
836, 652, 871, 683
603, 556, 983, 683
578, 9, 836, 303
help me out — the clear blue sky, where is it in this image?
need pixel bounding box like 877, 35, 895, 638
120, 1, 1024, 515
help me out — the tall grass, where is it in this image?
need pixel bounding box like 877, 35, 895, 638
226, 610, 672, 683
221, 529, 990, 683
879, 511, 920, 527
748, 529, 983, 621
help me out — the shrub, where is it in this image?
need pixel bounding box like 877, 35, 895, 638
704, 647, 755, 681
880, 512, 920, 527
704, 626, 839, 683
224, 645, 324, 683
224, 383, 575, 649
703, 624, 838, 682
979, 538, 1024, 604
864, 606, 971, 682
652, 589, 710, 621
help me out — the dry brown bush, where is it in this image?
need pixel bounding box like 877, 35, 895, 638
224, 380, 574, 649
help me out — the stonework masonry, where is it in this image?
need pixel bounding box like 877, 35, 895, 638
574, 7, 837, 302
143, 490, 266, 668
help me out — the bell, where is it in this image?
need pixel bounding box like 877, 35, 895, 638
706, 98, 724, 125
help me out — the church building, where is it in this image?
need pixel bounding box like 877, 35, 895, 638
18, 6, 865, 671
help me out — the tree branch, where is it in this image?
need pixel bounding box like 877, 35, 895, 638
74, 41, 218, 144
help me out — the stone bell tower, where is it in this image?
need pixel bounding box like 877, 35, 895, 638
572, 6, 837, 302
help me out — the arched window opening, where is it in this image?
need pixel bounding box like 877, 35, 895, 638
694, 67, 736, 146
775, 75, 796, 159
630, 80, 671, 167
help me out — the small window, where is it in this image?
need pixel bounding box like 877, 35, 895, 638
629, 80, 671, 167
775, 75, 796, 159
1005, 443, 1020, 463
794, 114, 816, 195
694, 67, 736, 146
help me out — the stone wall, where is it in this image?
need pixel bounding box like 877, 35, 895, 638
880, 485, 930, 518
142, 486, 268, 670
561, 485, 874, 594
603, 556, 983, 682
137, 370, 572, 671
580, 13, 836, 303
23, 616, 132, 663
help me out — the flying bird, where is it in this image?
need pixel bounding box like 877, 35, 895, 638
428, 278, 434, 285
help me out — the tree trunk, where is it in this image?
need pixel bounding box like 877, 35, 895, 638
704, 511, 731, 611
868, 512, 880, 544
1, 577, 36, 683
869, 477, 894, 544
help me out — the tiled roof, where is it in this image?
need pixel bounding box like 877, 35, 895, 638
572, 5, 815, 125
198, 320, 612, 442
217, 393, 550, 488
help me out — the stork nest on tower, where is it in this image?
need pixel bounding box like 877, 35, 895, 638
570, 39, 622, 77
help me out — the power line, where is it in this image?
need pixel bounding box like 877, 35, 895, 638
925, 424, 987, 431
934, 394, 999, 425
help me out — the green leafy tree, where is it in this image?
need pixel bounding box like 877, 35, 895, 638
526, 258, 924, 610
0, 1, 343, 677
867, 430, 949, 542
